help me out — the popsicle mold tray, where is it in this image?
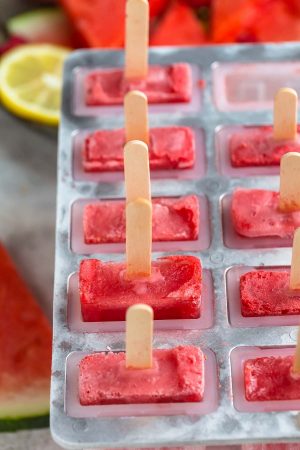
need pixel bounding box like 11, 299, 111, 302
51, 44, 300, 449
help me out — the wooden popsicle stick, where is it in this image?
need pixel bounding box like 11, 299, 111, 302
126, 304, 153, 369
290, 228, 300, 290
273, 88, 298, 141
126, 198, 152, 278
293, 326, 300, 374
124, 140, 150, 203
279, 152, 300, 212
124, 90, 149, 144
125, 0, 149, 80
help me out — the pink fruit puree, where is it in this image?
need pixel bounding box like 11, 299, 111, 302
245, 356, 300, 401
240, 271, 300, 317
232, 189, 300, 238
83, 195, 199, 244
79, 255, 201, 322
85, 63, 192, 105
230, 126, 300, 167
79, 346, 204, 405
83, 126, 195, 172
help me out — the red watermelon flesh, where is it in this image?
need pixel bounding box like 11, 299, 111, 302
253, 1, 300, 42
284, 0, 300, 16
150, 0, 171, 18
0, 244, 51, 428
182, 0, 211, 6
212, 0, 300, 43
59, 0, 172, 47
150, 1, 207, 46
212, 0, 258, 43
59, 0, 126, 48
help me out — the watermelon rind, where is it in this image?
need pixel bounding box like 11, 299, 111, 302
0, 415, 49, 432
0, 388, 50, 432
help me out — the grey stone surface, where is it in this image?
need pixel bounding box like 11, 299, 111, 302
0, 429, 63, 450
0, 107, 57, 320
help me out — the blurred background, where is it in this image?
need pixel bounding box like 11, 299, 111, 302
1, 0, 300, 449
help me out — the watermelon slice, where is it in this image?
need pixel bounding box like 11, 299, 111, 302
7, 8, 76, 48
0, 244, 52, 432
59, 0, 126, 48
150, 1, 207, 46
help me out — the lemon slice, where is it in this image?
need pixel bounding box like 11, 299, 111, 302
0, 44, 70, 125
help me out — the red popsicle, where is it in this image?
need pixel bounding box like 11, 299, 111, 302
79, 255, 201, 321
230, 126, 300, 168
231, 189, 300, 239
83, 126, 195, 172
85, 63, 192, 106
83, 195, 199, 244
79, 345, 204, 405
244, 356, 300, 401
240, 271, 300, 317
231, 88, 299, 167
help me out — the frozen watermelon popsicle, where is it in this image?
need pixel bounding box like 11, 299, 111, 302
232, 153, 300, 239
83, 195, 200, 244
85, 63, 192, 105
230, 88, 300, 167
245, 328, 300, 402
79, 304, 205, 405
240, 229, 300, 317
85, 0, 192, 105
79, 141, 201, 321
83, 90, 196, 172
244, 355, 300, 402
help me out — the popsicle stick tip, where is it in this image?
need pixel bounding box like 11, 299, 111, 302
124, 90, 148, 102
281, 151, 300, 162
124, 91, 149, 144
273, 87, 298, 141
275, 87, 298, 100
126, 304, 154, 321
127, 0, 149, 6
124, 139, 148, 153
125, 0, 149, 80
126, 303, 153, 369
127, 197, 152, 209
279, 152, 300, 212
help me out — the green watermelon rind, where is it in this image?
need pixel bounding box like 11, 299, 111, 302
0, 385, 50, 432
0, 414, 49, 432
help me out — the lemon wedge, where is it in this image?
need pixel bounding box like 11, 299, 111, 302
0, 44, 70, 125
